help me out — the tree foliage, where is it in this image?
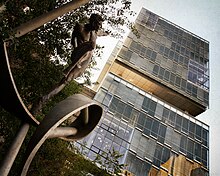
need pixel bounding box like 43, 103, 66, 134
0, 0, 135, 114
0, 0, 135, 175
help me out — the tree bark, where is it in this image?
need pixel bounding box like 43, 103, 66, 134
12, 0, 91, 38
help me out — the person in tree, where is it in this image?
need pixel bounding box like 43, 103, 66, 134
64, 13, 106, 79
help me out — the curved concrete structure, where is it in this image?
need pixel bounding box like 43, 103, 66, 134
21, 94, 103, 176
0, 40, 39, 125
0, 39, 103, 176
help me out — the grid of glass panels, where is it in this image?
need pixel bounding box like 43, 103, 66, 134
118, 8, 209, 107
86, 73, 209, 175
75, 112, 133, 169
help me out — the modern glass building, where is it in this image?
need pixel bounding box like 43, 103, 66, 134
77, 8, 209, 176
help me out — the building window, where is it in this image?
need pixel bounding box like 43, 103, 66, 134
145, 12, 158, 31
188, 60, 209, 90
187, 139, 194, 160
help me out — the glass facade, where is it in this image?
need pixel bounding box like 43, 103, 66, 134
77, 74, 209, 176
118, 8, 209, 107
76, 8, 210, 176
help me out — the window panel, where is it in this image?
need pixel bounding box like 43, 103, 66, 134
116, 101, 126, 115
158, 124, 167, 144
202, 128, 208, 147
123, 104, 133, 121
180, 135, 187, 154
170, 73, 175, 85
151, 51, 157, 61
202, 147, 208, 167
130, 109, 139, 126
155, 103, 163, 119
162, 107, 169, 123
175, 114, 182, 131
168, 111, 176, 126
164, 47, 169, 57
140, 46, 147, 57
102, 75, 113, 89
189, 121, 195, 139
172, 131, 181, 152
146, 48, 152, 58
109, 80, 119, 94
135, 94, 145, 109
159, 45, 164, 54
182, 118, 189, 134
148, 100, 157, 116
142, 97, 151, 110
181, 79, 187, 91
95, 89, 106, 104
143, 116, 153, 136
103, 93, 112, 106
195, 124, 202, 141
137, 112, 146, 130
153, 144, 162, 167
187, 139, 194, 160
169, 50, 175, 60
164, 70, 170, 82
175, 76, 181, 87
159, 67, 165, 79
151, 119, 160, 138
153, 65, 160, 75
161, 147, 170, 164
109, 97, 120, 113
194, 142, 201, 162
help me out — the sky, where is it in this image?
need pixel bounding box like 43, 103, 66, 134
94, 0, 220, 175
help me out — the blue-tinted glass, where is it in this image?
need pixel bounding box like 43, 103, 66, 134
108, 80, 120, 94
202, 128, 208, 147
103, 93, 112, 106
195, 124, 202, 141
151, 51, 157, 61
180, 135, 187, 154
153, 65, 160, 75
116, 101, 126, 115
142, 97, 150, 110
181, 79, 187, 91
153, 144, 162, 167
182, 118, 189, 133
164, 70, 170, 81
159, 67, 165, 79
168, 111, 176, 126
137, 112, 146, 130
158, 124, 166, 144
189, 121, 195, 139
169, 50, 174, 60
151, 120, 160, 138
109, 97, 119, 113
202, 147, 208, 167
170, 73, 175, 85
175, 114, 182, 131
164, 47, 169, 57
102, 76, 113, 89
187, 139, 194, 160
123, 105, 133, 120
148, 100, 157, 116
161, 147, 170, 163
162, 107, 169, 123
194, 142, 201, 162
146, 48, 152, 58
143, 117, 153, 136
159, 45, 164, 54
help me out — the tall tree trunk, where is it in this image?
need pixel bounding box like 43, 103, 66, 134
11, 0, 91, 39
